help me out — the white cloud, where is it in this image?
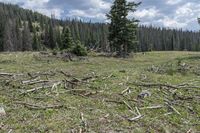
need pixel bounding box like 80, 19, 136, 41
67, 8, 106, 20
166, 0, 182, 5
64, 0, 110, 21
36, 8, 64, 19
89, 0, 111, 10
0, 0, 64, 19
133, 7, 160, 19
158, 17, 187, 28
176, 3, 193, 16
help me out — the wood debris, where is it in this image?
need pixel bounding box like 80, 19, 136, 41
0, 106, 6, 116
15, 101, 64, 110
128, 107, 143, 121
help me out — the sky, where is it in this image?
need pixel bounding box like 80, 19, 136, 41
0, 0, 200, 31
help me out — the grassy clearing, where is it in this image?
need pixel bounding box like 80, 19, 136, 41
0, 51, 200, 133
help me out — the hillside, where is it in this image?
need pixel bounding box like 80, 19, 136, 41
0, 2, 108, 52
0, 2, 200, 52
0, 51, 200, 132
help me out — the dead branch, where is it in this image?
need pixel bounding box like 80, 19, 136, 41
128, 107, 143, 121
15, 101, 64, 110
51, 81, 62, 90
123, 100, 134, 111
21, 77, 40, 84
83, 91, 98, 97
102, 74, 114, 80
130, 81, 200, 90
139, 105, 163, 110
21, 85, 53, 95
20, 81, 62, 95
121, 87, 131, 95
0, 73, 23, 77
65, 89, 89, 93
104, 100, 124, 105
79, 112, 88, 133
130, 81, 179, 89
81, 76, 93, 81
22, 80, 49, 85
165, 102, 181, 115
60, 70, 72, 78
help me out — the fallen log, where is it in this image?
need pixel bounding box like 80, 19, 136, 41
15, 101, 64, 110
130, 82, 180, 89
139, 105, 163, 110
22, 80, 49, 85
0, 73, 23, 77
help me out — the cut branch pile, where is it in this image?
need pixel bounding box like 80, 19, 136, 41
1, 70, 101, 97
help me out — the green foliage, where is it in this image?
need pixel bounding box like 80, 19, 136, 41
32, 30, 40, 51
49, 21, 56, 49
71, 41, 87, 56
107, 0, 140, 57
52, 49, 58, 55
22, 22, 32, 51
61, 26, 74, 50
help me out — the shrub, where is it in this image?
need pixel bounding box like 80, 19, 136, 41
71, 41, 87, 56
52, 49, 58, 55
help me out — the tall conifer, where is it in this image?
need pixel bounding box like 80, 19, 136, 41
107, 0, 140, 57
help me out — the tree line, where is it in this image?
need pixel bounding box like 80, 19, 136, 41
0, 2, 199, 53
138, 26, 200, 52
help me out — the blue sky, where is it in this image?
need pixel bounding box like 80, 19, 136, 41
0, 0, 200, 31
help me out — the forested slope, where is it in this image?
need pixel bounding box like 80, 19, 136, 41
0, 2, 199, 52
0, 3, 108, 52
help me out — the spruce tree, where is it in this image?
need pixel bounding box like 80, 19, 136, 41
0, 18, 5, 51
28, 16, 34, 32
3, 19, 14, 51
32, 29, 40, 51
49, 21, 56, 49
22, 22, 32, 51
56, 27, 62, 49
107, 0, 140, 57
15, 19, 23, 51
61, 26, 74, 50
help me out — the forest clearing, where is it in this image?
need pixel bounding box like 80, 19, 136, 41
0, 0, 200, 132
0, 51, 200, 132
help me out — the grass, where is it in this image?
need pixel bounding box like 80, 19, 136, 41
0, 51, 200, 133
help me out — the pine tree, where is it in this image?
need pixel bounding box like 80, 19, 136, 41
61, 26, 74, 50
0, 18, 5, 51
56, 27, 62, 49
22, 22, 32, 51
32, 28, 40, 51
49, 21, 56, 49
3, 19, 14, 51
107, 0, 141, 57
28, 16, 34, 32
15, 19, 23, 51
